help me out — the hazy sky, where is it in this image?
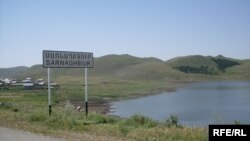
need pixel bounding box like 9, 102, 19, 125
1, 0, 250, 68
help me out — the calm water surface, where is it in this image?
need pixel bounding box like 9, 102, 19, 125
109, 81, 250, 126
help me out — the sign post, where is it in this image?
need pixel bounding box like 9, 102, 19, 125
48, 68, 51, 116
85, 68, 88, 116
43, 50, 93, 116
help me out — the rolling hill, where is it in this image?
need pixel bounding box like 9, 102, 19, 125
0, 54, 249, 81
166, 55, 219, 74
225, 60, 250, 79
114, 61, 185, 80
166, 55, 241, 75
0, 66, 29, 79
91, 54, 163, 75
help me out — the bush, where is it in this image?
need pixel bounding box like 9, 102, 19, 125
12, 108, 19, 112
165, 114, 182, 127
234, 120, 241, 125
88, 112, 118, 124
88, 113, 107, 123
46, 112, 80, 130
121, 114, 158, 128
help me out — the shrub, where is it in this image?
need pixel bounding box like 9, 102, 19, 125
12, 108, 19, 112
165, 114, 182, 127
46, 112, 78, 130
122, 114, 158, 128
88, 112, 118, 124
88, 113, 107, 123
234, 120, 241, 125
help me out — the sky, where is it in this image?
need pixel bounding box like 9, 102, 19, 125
0, 0, 250, 68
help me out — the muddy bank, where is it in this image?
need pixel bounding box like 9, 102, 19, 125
64, 81, 192, 114
65, 81, 193, 115
66, 99, 111, 114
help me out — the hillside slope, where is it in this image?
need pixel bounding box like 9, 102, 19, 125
0, 66, 29, 79
166, 55, 219, 74
225, 60, 250, 79
166, 55, 241, 75
114, 61, 184, 80
91, 54, 162, 75
0, 54, 249, 80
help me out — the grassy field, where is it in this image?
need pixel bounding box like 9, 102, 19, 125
1, 55, 249, 140
0, 77, 208, 141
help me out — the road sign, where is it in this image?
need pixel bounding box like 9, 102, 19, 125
43, 50, 93, 68
42, 50, 93, 116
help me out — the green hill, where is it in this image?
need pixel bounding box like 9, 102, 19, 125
0, 54, 249, 80
91, 54, 162, 75
209, 55, 241, 71
0, 66, 29, 79
166, 55, 219, 75
166, 55, 241, 75
114, 61, 184, 80
225, 60, 250, 79
0, 54, 165, 80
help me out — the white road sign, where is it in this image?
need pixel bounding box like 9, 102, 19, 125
43, 50, 94, 68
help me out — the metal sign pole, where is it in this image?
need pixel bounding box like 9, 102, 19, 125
43, 50, 93, 117
48, 68, 51, 116
85, 68, 88, 117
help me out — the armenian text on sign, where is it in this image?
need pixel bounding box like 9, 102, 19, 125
43, 50, 93, 68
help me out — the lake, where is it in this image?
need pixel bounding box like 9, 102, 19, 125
109, 81, 250, 126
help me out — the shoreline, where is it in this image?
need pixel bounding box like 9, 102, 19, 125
69, 80, 196, 115
98, 79, 250, 115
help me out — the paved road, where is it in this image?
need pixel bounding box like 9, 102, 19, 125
0, 127, 66, 141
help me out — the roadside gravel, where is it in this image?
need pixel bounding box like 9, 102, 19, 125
0, 127, 66, 141
0, 126, 131, 141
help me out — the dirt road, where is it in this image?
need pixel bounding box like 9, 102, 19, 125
0, 127, 66, 141
0, 126, 130, 141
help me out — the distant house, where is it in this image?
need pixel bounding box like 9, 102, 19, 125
50, 82, 60, 90
3, 78, 11, 86
34, 79, 46, 89
22, 78, 32, 83
22, 78, 33, 90
35, 79, 46, 85
11, 79, 17, 84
